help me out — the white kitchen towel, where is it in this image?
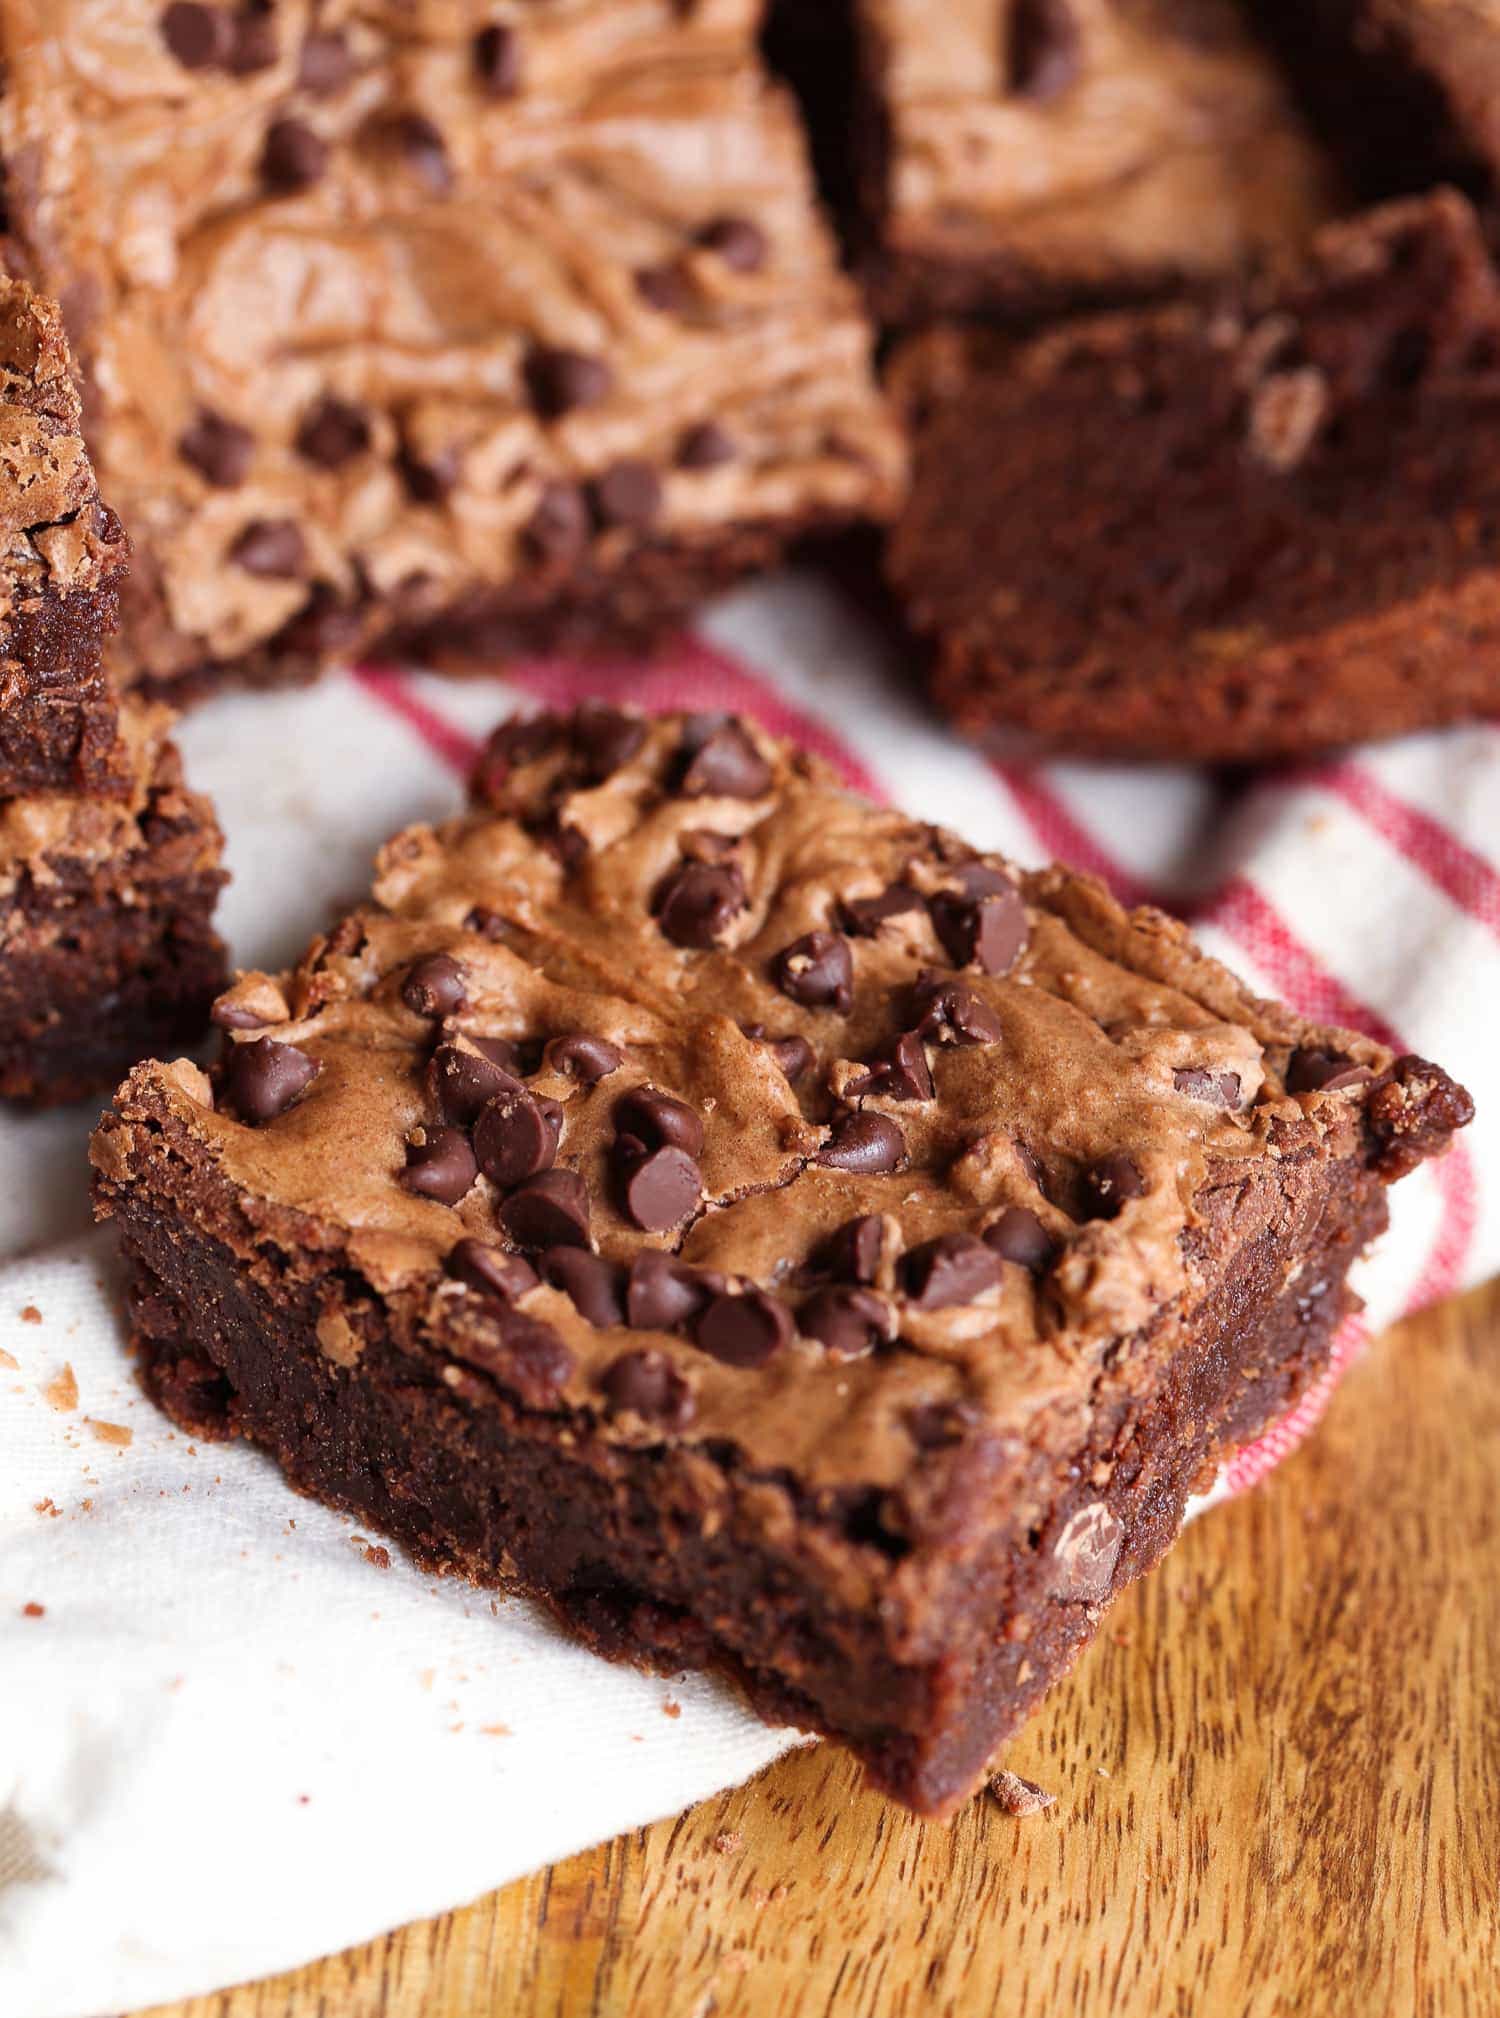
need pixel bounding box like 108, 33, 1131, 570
1, 570, 1495, 2018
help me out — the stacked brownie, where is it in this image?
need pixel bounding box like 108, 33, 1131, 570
0, 277, 225, 1103
91, 705, 1472, 1811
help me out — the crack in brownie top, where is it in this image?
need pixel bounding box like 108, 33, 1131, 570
116, 706, 1471, 1495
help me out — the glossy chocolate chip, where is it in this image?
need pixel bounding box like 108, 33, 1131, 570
695, 1288, 791, 1369
696, 215, 767, 272
231, 518, 306, 578
296, 395, 370, 468
488, 1308, 575, 1404
655, 860, 746, 948
400, 1125, 479, 1205
401, 953, 468, 1019
590, 460, 662, 529
816, 1112, 905, 1174
613, 1088, 705, 1156
599, 1349, 695, 1428
840, 884, 924, 936
799, 1287, 892, 1358
160, 2, 230, 68
572, 702, 647, 782
815, 1213, 885, 1285
768, 1034, 815, 1083
473, 20, 520, 96
382, 112, 451, 195
227, 5, 276, 73
179, 408, 254, 488
1173, 1067, 1243, 1108
773, 931, 853, 1013
400, 443, 459, 504
474, 1088, 558, 1188
903, 1234, 1004, 1311
626, 1252, 718, 1332
633, 264, 692, 315
523, 481, 590, 566
907, 1400, 975, 1450
479, 713, 564, 785
447, 1238, 538, 1305
1009, 0, 1082, 99
911, 974, 1005, 1046
853, 1031, 933, 1103
676, 718, 771, 799
1286, 1047, 1374, 1095
619, 1144, 703, 1233
543, 1248, 625, 1329
677, 422, 736, 470
223, 1038, 319, 1125
498, 1169, 591, 1249
983, 1206, 1056, 1273
260, 117, 329, 195
298, 27, 352, 93
929, 886, 1027, 976
427, 1040, 522, 1126
544, 1033, 623, 1084
525, 346, 612, 418
1081, 1154, 1146, 1220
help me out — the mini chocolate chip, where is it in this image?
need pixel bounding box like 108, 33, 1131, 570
473, 20, 520, 96
911, 973, 1006, 1046
1173, 1067, 1243, 1108
543, 1247, 625, 1328
774, 932, 853, 1013
633, 264, 692, 315
696, 215, 767, 272
296, 395, 370, 468
655, 860, 747, 949
427, 1040, 522, 1126
677, 422, 736, 470
930, 886, 1028, 976
815, 1214, 885, 1285
695, 1288, 791, 1368
401, 1125, 479, 1205
626, 1252, 718, 1332
799, 1287, 891, 1358
223, 1038, 319, 1125
401, 953, 468, 1019
524, 481, 591, 565
260, 117, 329, 196
298, 27, 352, 93
619, 1144, 703, 1233
1081, 1154, 1146, 1220
572, 702, 647, 782
768, 1035, 815, 1082
816, 1113, 906, 1174
160, 2, 230, 68
485, 1307, 575, 1404
525, 346, 612, 418
590, 460, 662, 529
179, 408, 254, 489
478, 712, 564, 787
544, 1033, 623, 1084
498, 1169, 591, 1249
903, 1234, 1005, 1311
907, 1400, 974, 1450
211, 998, 274, 1031
600, 1349, 695, 1428
853, 1031, 933, 1103
677, 719, 771, 799
381, 112, 451, 195
1009, 0, 1082, 99
983, 1206, 1056, 1273
447, 1237, 538, 1304
613, 1087, 705, 1156
1286, 1047, 1374, 1094
231, 519, 306, 578
840, 884, 924, 936
227, 5, 276, 73
475, 1088, 558, 1188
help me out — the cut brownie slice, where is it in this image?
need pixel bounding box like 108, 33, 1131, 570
889, 189, 1500, 762
0, 1, 904, 697
851, 0, 1342, 322
0, 275, 128, 794
90, 706, 1471, 1812
0, 697, 227, 1104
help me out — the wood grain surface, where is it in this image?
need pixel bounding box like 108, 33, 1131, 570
142, 1279, 1499, 2018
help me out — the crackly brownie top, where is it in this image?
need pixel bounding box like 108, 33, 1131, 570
0, 0, 903, 683
107, 707, 1470, 1502
0, 276, 126, 662
861, 0, 1339, 290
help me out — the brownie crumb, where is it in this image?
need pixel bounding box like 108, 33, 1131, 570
88, 1419, 134, 1447
21, 1601, 44, 1618
42, 1364, 77, 1412
20, 1305, 42, 1324
987, 1770, 1056, 1817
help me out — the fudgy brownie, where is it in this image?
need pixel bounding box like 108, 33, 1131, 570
0, 0, 904, 696
889, 189, 1500, 763
0, 275, 128, 795
0, 696, 227, 1104
851, 0, 1342, 323
91, 706, 1472, 1813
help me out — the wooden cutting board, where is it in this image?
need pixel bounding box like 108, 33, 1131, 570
142, 1277, 1500, 2018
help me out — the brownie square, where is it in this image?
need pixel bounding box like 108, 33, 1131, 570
0, 1, 904, 696
889, 188, 1500, 762
91, 705, 1471, 1812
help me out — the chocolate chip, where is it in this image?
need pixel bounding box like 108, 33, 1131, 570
160, 2, 229, 68
768, 1035, 815, 1082
475, 1088, 558, 1188
523, 481, 591, 566
572, 702, 646, 782
1009, 0, 1082, 100
427, 1040, 521, 1126
903, 1234, 1005, 1311
633, 264, 692, 315
1081, 1154, 1146, 1220
478, 712, 564, 786
227, 5, 276, 73
381, 112, 451, 195
401, 1125, 479, 1205
590, 460, 662, 529
223, 1038, 319, 1125
401, 953, 468, 1019
525, 347, 612, 418
619, 1144, 703, 1233
816, 1112, 906, 1174
473, 20, 520, 96
773, 932, 853, 1013
613, 1088, 705, 1156
696, 215, 767, 272
852, 1031, 933, 1103
626, 1252, 718, 1332
676, 718, 771, 800
179, 408, 254, 489
543, 1248, 625, 1329
840, 884, 924, 936
929, 886, 1027, 976
400, 444, 460, 504
911, 974, 1005, 1046
599, 1349, 694, 1428
953, 861, 1012, 899
815, 1213, 885, 1284
677, 422, 736, 470
296, 396, 370, 468
447, 1238, 538, 1305
694, 1288, 791, 1369
544, 1033, 623, 1084
983, 1206, 1056, 1272
907, 1400, 973, 1450
260, 118, 329, 196
231, 519, 306, 579
298, 27, 352, 94
485, 1308, 576, 1404
1286, 1047, 1374, 1094
798, 1287, 891, 1358
655, 860, 747, 949
1173, 1067, 1243, 1108
498, 1169, 591, 1249
1050, 1500, 1123, 1603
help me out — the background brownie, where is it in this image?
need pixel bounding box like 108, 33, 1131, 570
0, 0, 904, 696
91, 707, 1470, 1813
889, 188, 1500, 762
